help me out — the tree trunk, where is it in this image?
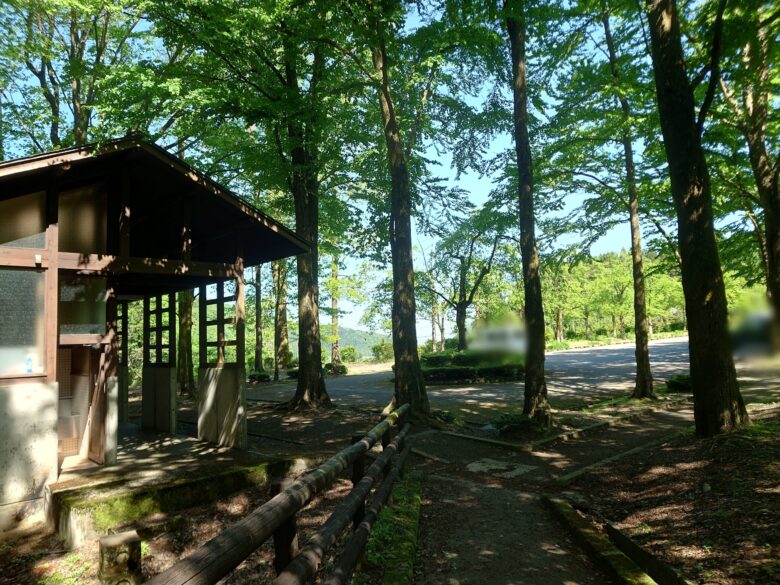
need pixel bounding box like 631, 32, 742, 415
372, 36, 429, 422
331, 256, 341, 365
619, 314, 626, 340
455, 303, 468, 351
612, 314, 617, 338
507, 2, 551, 424
273, 259, 291, 382
431, 305, 438, 352
646, 0, 747, 435
601, 8, 655, 399
749, 140, 780, 349
438, 309, 446, 352
555, 306, 564, 342
720, 18, 780, 350
254, 265, 263, 372
285, 43, 330, 410
177, 289, 195, 397
584, 307, 591, 339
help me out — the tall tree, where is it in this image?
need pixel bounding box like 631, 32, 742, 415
645, 0, 748, 435
506, 0, 551, 424
0, 0, 147, 151
329, 255, 341, 365
422, 211, 502, 350
600, 5, 654, 398
254, 265, 264, 372
151, 1, 335, 409
365, 2, 431, 421
717, 2, 780, 349
273, 259, 292, 382
177, 290, 195, 396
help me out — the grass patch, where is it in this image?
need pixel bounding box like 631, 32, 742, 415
359, 472, 423, 585
38, 552, 89, 585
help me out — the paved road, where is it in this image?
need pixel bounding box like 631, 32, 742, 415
247, 337, 691, 416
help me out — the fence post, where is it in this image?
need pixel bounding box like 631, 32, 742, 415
271, 478, 299, 575
350, 434, 366, 528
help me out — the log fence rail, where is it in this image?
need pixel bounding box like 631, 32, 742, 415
145, 403, 411, 585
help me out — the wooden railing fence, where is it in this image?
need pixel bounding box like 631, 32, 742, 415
145, 403, 411, 585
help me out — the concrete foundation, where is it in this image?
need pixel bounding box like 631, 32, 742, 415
105, 375, 118, 465
197, 366, 247, 449
0, 381, 58, 530
141, 367, 176, 433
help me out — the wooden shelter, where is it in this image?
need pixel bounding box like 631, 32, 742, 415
0, 138, 307, 529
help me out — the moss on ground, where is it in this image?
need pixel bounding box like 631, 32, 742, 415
359, 472, 423, 585
65, 463, 270, 532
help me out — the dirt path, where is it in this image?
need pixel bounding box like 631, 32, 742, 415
408, 403, 698, 584
414, 474, 610, 585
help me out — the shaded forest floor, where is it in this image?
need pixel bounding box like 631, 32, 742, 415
572, 417, 780, 585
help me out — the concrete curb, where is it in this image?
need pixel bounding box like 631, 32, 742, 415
605, 523, 693, 585
542, 496, 658, 585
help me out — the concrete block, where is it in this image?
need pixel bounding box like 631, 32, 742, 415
99, 530, 142, 585
0, 381, 58, 511
141, 367, 176, 434
198, 366, 246, 449
105, 375, 118, 465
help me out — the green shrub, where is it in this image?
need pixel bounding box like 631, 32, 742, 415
371, 341, 394, 361
419, 349, 524, 384
478, 364, 522, 379
324, 362, 348, 376
421, 366, 479, 383
420, 350, 457, 368
546, 340, 571, 351
340, 345, 359, 363
666, 373, 691, 393
263, 357, 274, 371
248, 370, 270, 383
286, 368, 299, 379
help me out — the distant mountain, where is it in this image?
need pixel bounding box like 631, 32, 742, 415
289, 327, 388, 360
334, 327, 389, 359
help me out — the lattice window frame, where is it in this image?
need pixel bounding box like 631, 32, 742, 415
143, 293, 175, 367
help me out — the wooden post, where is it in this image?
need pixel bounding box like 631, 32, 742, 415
142, 296, 151, 366
351, 434, 366, 528
198, 285, 207, 367
271, 478, 299, 575
44, 186, 58, 383
217, 282, 225, 365
235, 257, 245, 367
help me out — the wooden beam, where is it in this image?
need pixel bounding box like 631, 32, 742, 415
0, 247, 50, 268
59, 333, 112, 346
57, 252, 239, 279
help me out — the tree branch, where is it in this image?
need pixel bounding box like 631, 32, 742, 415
697, 0, 728, 133
406, 63, 437, 156
418, 283, 456, 308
